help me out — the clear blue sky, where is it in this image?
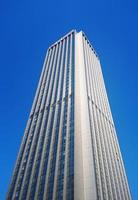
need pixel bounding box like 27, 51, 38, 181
0, 0, 138, 199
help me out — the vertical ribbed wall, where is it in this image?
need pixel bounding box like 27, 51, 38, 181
7, 30, 131, 200
82, 33, 131, 200
7, 30, 75, 200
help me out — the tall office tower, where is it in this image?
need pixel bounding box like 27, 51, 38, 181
7, 30, 131, 200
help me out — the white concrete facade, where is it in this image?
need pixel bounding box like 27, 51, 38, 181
74, 31, 131, 200
75, 32, 97, 200
7, 30, 131, 200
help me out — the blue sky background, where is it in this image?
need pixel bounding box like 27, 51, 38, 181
0, 0, 138, 199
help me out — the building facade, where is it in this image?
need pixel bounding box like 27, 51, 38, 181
7, 30, 131, 200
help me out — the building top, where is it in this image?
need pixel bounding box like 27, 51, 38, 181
48, 29, 99, 59
81, 31, 99, 59
48, 29, 76, 50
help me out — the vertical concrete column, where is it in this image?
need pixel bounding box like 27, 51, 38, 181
74, 32, 97, 200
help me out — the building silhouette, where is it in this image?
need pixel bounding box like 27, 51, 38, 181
7, 30, 131, 200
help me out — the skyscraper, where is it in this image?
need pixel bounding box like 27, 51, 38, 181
7, 30, 131, 200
